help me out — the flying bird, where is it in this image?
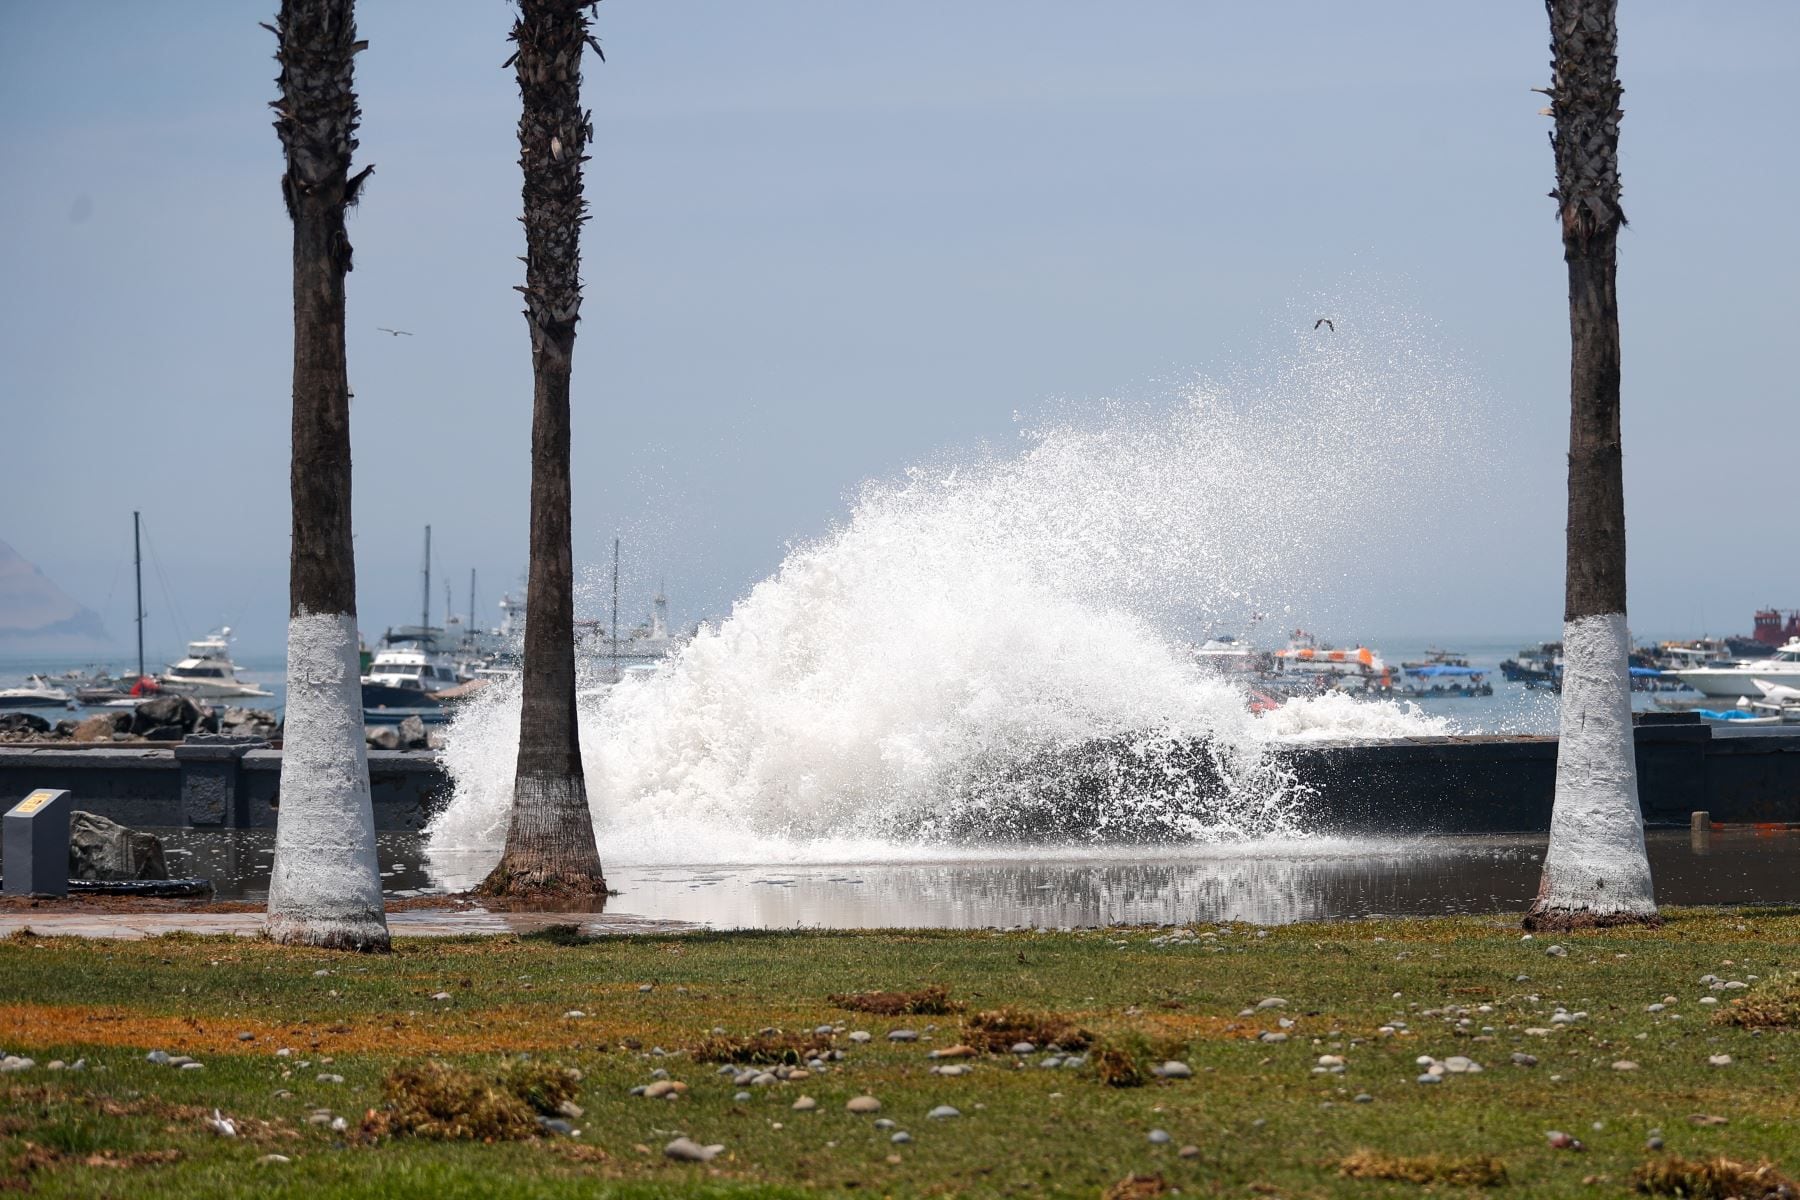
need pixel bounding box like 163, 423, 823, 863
377, 327, 413, 337
1313, 318, 1335, 332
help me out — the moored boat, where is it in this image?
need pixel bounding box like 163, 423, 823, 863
1673, 638, 1800, 699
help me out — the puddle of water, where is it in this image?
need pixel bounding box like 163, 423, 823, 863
147, 828, 1800, 928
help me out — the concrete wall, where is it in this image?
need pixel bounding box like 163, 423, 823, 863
1, 719, 1794, 835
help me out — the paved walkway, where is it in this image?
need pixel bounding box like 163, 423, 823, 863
0, 909, 702, 939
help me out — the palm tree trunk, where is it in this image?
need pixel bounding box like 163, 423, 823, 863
265, 0, 390, 950
1525, 0, 1657, 930
479, 0, 607, 899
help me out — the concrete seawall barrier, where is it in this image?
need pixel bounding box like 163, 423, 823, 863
0, 718, 1794, 834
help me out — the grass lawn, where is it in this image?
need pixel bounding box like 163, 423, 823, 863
0, 908, 1796, 1197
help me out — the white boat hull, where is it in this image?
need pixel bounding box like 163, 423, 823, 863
158, 680, 274, 699
1673, 667, 1800, 698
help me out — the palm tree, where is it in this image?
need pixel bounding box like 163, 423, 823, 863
264, 0, 390, 950
1525, 0, 1657, 930
479, 0, 608, 899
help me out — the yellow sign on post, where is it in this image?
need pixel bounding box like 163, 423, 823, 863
12, 790, 56, 817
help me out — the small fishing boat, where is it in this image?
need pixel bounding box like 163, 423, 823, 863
1266, 631, 1393, 694
0, 675, 76, 710
1394, 664, 1493, 698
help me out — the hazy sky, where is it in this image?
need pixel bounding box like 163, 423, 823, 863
2, 2, 1795, 659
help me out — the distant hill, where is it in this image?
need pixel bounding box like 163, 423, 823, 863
0, 538, 112, 653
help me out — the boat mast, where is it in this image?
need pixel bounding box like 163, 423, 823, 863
421, 525, 431, 634
133, 510, 145, 679
611, 535, 620, 673
469, 569, 477, 640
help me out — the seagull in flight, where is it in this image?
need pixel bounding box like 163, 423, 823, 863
377, 326, 413, 337
1313, 318, 1335, 332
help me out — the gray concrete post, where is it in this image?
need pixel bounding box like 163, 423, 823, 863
3, 788, 71, 897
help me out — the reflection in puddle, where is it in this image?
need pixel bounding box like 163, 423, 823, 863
147, 829, 1800, 929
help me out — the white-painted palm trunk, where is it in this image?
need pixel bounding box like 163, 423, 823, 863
1536, 612, 1656, 919
267, 610, 390, 949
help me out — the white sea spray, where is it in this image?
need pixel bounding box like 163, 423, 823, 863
429, 300, 1484, 865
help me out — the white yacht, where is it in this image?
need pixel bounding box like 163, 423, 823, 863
361, 642, 463, 711
0, 674, 77, 710
157, 629, 273, 699
1674, 638, 1800, 698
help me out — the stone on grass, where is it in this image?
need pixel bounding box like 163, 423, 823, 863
927, 1105, 960, 1120
1147, 1129, 1172, 1144
1612, 1060, 1638, 1072
1010, 1042, 1036, 1055
791, 1096, 816, 1111
664, 1137, 723, 1163
849, 1031, 872, 1043
888, 1030, 918, 1043
1256, 997, 1288, 1010
891, 1131, 912, 1144
1153, 1061, 1192, 1079
847, 1096, 882, 1114
1708, 1054, 1732, 1067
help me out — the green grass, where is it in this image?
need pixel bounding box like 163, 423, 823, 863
1, 909, 1796, 1197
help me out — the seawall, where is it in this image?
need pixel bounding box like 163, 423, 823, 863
0, 717, 1794, 834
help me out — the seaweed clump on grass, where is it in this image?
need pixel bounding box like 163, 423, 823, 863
1713, 973, 1800, 1029
1335, 1150, 1508, 1187
364, 1059, 580, 1142
691, 1030, 834, 1065
962, 1006, 1092, 1053
1631, 1155, 1798, 1199
1090, 1030, 1185, 1088
829, 985, 960, 1016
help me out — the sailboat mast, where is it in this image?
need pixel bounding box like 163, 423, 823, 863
469, 569, 477, 638
611, 536, 620, 672
421, 525, 431, 633
133, 510, 144, 679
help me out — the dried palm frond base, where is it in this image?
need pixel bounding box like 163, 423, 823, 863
1102, 1173, 1169, 1200
1713, 973, 1800, 1029
1630, 1154, 1798, 1199
828, 985, 960, 1016
962, 1006, 1093, 1053
1335, 1150, 1508, 1186
362, 1059, 580, 1142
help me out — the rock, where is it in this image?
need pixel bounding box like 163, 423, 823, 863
1444, 1056, 1475, 1073
430, 992, 451, 1002
317, 1073, 343, 1083
146, 1050, 171, 1064
888, 1030, 918, 1042
0, 1056, 35, 1073
258, 1154, 291, 1165
848, 1031, 872, 1043
891, 1131, 912, 1144
1061, 1055, 1086, 1069
1147, 1129, 1172, 1144
1708, 1054, 1732, 1067
664, 1137, 723, 1163
1353, 1093, 1373, 1103
396, 714, 428, 750
928, 1044, 976, 1059
220, 707, 277, 738
1040, 1057, 1063, 1069
791, 1096, 816, 1111
1258, 1031, 1288, 1044
733, 1092, 751, 1102
563, 1010, 584, 1019
556, 1101, 583, 1119
70, 713, 124, 742
1316, 1055, 1345, 1068
1256, 997, 1288, 1010
643, 1080, 685, 1099
847, 1096, 882, 1114
538, 1117, 576, 1136
930, 1064, 970, 1077
68, 811, 168, 881
1611, 1060, 1638, 1071
1415, 1074, 1442, 1084
1546, 1130, 1584, 1150
1010, 1042, 1036, 1055
751, 1073, 777, 1087
366, 726, 400, 750
1545, 944, 1568, 958
181, 1062, 206, 1071
0, 713, 51, 735
1179, 1144, 1201, 1158
1511, 1052, 1539, 1067
1153, 1061, 1193, 1079
132, 694, 203, 735
927, 1105, 960, 1119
